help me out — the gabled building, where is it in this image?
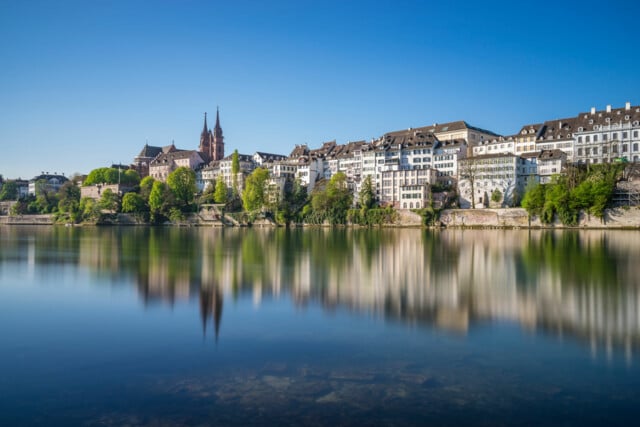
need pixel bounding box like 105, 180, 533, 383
573, 103, 640, 164
28, 173, 69, 196
149, 150, 205, 182
132, 143, 177, 178
458, 153, 518, 208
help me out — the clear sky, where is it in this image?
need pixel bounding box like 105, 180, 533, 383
1, 0, 639, 179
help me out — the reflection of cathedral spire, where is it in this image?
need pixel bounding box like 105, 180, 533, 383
199, 286, 223, 342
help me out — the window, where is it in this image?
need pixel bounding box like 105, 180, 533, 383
634, 143, 639, 152
586, 136, 591, 142
623, 132, 628, 139
578, 136, 583, 143
578, 148, 583, 156
594, 135, 598, 142
613, 133, 618, 140
635, 131, 639, 138
623, 144, 628, 153
603, 134, 608, 141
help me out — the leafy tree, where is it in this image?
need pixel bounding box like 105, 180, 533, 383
214, 176, 228, 204
99, 188, 119, 212
139, 176, 156, 202
359, 175, 375, 209
521, 181, 546, 218
57, 181, 81, 216
79, 197, 101, 222
242, 168, 269, 212
149, 181, 171, 220
0, 180, 18, 201
308, 172, 353, 224
33, 179, 58, 213
121, 192, 146, 214
84, 167, 119, 186
167, 167, 196, 210
122, 169, 141, 186
491, 188, 502, 204
231, 149, 240, 197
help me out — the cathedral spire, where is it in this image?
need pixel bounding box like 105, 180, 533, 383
202, 112, 208, 135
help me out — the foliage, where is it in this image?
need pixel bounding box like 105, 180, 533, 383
242, 168, 270, 212
414, 207, 441, 226
79, 197, 101, 222
139, 176, 156, 202
358, 175, 375, 209
56, 181, 81, 222
521, 163, 624, 224
99, 188, 119, 212
0, 180, 18, 201
149, 181, 172, 221
231, 150, 240, 174
491, 188, 502, 204
306, 172, 353, 224
84, 167, 119, 186
347, 207, 397, 226
166, 167, 196, 210
122, 169, 141, 186
121, 192, 146, 214
214, 176, 228, 204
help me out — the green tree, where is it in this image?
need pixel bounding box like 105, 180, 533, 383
491, 188, 502, 204
57, 181, 81, 219
0, 180, 18, 201
521, 181, 546, 217
214, 176, 228, 204
121, 192, 146, 214
359, 175, 375, 209
309, 172, 353, 224
231, 149, 240, 197
149, 181, 171, 220
122, 169, 141, 186
84, 167, 119, 186
99, 188, 119, 212
79, 197, 101, 222
139, 176, 156, 202
242, 168, 269, 212
167, 167, 196, 210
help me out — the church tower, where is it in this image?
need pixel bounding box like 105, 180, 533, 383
212, 107, 224, 161
199, 112, 212, 160
198, 109, 224, 162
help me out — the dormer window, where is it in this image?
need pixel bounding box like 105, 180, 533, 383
606, 118, 611, 123
578, 127, 584, 132
625, 115, 630, 120
589, 119, 593, 124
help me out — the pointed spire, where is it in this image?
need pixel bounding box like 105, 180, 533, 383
202, 112, 208, 135
215, 107, 221, 129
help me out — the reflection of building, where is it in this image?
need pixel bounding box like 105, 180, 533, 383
66, 227, 640, 356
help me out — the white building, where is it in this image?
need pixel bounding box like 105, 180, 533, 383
458, 154, 519, 208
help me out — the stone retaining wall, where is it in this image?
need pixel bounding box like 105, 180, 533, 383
440, 208, 640, 228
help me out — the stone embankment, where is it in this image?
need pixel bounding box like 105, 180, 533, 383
0, 215, 54, 225
439, 208, 640, 229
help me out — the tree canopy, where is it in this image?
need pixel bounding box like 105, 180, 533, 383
167, 167, 197, 210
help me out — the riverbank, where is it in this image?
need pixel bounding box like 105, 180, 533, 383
439, 207, 640, 229
3, 207, 640, 228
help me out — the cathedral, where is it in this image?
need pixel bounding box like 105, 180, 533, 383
199, 108, 225, 162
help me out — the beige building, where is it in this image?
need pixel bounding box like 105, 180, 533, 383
149, 150, 205, 182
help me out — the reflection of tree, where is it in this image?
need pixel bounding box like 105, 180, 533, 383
7, 226, 640, 355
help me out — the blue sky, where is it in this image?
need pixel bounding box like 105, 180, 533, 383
1, 0, 639, 179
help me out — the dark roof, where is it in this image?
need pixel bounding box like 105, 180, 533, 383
538, 149, 567, 161
464, 153, 516, 161
221, 153, 253, 162
137, 144, 163, 158
255, 152, 287, 161
385, 121, 500, 139
30, 174, 69, 183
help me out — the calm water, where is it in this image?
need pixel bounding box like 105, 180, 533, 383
1, 226, 640, 426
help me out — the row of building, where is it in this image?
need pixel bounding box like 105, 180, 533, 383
129, 102, 638, 209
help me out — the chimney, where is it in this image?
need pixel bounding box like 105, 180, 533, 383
591, 107, 596, 115
626, 101, 631, 111
558, 121, 563, 128
606, 105, 612, 113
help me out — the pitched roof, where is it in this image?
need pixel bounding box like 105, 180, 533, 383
150, 150, 203, 165
137, 144, 163, 158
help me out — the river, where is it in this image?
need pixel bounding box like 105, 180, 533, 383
1, 226, 639, 426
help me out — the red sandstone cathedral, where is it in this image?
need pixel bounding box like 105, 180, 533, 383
199, 108, 224, 162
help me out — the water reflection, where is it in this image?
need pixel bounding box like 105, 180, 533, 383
2, 226, 640, 355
